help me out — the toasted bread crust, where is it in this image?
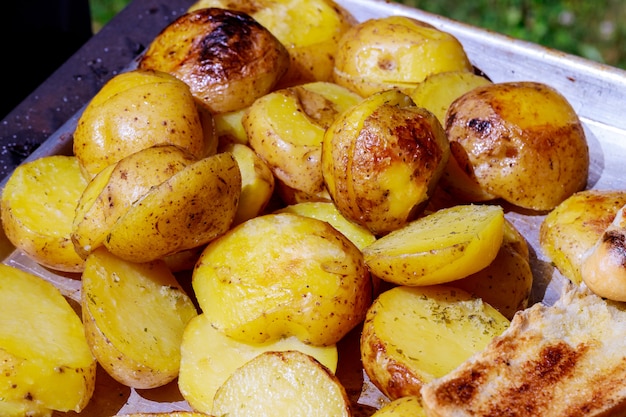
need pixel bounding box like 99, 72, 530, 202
421, 284, 626, 417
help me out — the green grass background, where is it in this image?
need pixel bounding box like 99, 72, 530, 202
89, 0, 626, 70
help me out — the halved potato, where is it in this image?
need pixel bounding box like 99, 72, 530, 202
179, 313, 338, 413
193, 212, 372, 346
361, 285, 509, 400
371, 396, 426, 417
104, 152, 241, 263
0, 264, 96, 413
1, 155, 88, 272
81, 247, 198, 389
363, 204, 505, 286
211, 350, 351, 416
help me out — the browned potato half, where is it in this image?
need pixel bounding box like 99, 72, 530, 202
1, 155, 88, 272
445, 81, 589, 211
333, 15, 473, 97
452, 219, 533, 320
72, 145, 198, 259
73, 69, 208, 179
179, 313, 338, 413
211, 350, 351, 416
139, 7, 289, 114
81, 248, 198, 389
104, 152, 241, 263
0, 264, 96, 414
188, 0, 356, 87
322, 89, 450, 235
371, 396, 427, 417
244, 81, 362, 204
361, 285, 509, 400
193, 212, 372, 346
539, 189, 626, 285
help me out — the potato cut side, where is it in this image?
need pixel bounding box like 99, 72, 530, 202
104, 152, 241, 263
1, 155, 88, 272
363, 204, 504, 286
0, 264, 96, 413
361, 285, 509, 400
81, 248, 198, 389
179, 313, 338, 413
371, 396, 427, 417
211, 350, 351, 417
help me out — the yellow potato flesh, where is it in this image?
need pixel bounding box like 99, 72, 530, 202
193, 212, 372, 346
1, 155, 88, 272
371, 396, 426, 417
363, 204, 505, 286
0, 264, 96, 412
178, 313, 338, 413
82, 248, 198, 389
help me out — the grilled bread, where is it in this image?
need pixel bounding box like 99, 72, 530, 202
420, 283, 626, 417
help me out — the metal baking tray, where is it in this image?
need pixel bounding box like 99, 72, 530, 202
2, 0, 626, 415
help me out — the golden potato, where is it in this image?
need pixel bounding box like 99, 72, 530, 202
361, 285, 509, 400
213, 107, 249, 146
452, 219, 533, 320
322, 89, 450, 235
539, 189, 626, 285
211, 350, 351, 417
81, 248, 198, 389
193, 212, 372, 346
1, 155, 88, 272
72, 145, 198, 259
139, 7, 290, 114
179, 313, 338, 413
333, 15, 473, 97
188, 0, 356, 87
104, 152, 241, 263
244, 81, 362, 204
0, 264, 96, 413
445, 81, 589, 211
73, 69, 208, 179
370, 396, 426, 417
362, 204, 505, 286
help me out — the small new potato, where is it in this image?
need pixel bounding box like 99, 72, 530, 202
139, 7, 290, 114
445, 81, 589, 211
322, 89, 450, 235
73, 69, 209, 179
192, 212, 373, 346
333, 15, 473, 97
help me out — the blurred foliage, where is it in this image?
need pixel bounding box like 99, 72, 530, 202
89, 0, 626, 70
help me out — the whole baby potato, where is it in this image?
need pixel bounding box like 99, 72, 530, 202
322, 89, 450, 236
73, 69, 209, 179
444, 81, 589, 211
139, 7, 290, 114
333, 15, 473, 97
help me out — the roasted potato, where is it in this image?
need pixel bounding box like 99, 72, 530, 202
322, 89, 450, 235
1, 155, 88, 272
73, 69, 209, 179
213, 107, 249, 145
193, 212, 372, 346
178, 313, 338, 413
103, 152, 241, 263
188, 0, 356, 87
370, 396, 426, 417
81, 247, 198, 389
333, 15, 473, 97
139, 7, 290, 114
539, 189, 626, 285
72, 145, 198, 259
211, 350, 351, 416
362, 204, 505, 286
361, 285, 509, 400
444, 81, 589, 211
0, 264, 96, 414
244, 81, 362, 204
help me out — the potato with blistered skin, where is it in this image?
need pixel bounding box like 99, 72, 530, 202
139, 7, 290, 114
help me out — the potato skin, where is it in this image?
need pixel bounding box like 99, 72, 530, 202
445, 81, 589, 211
139, 7, 289, 114
322, 89, 450, 235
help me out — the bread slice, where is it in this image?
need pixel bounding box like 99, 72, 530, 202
420, 283, 626, 417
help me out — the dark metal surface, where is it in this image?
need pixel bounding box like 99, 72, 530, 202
0, 0, 193, 180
